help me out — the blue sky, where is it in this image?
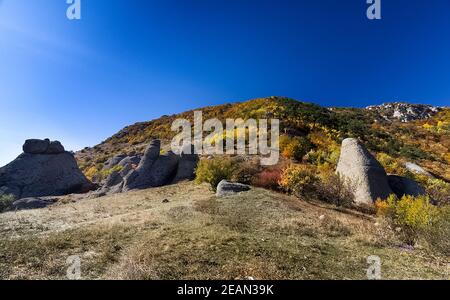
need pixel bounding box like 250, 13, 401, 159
0, 0, 449, 166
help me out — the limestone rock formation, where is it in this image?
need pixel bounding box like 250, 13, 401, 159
0, 139, 94, 199
216, 180, 251, 197
96, 140, 199, 196
336, 138, 393, 205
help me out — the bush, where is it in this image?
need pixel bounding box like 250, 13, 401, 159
230, 159, 260, 185
279, 165, 319, 198
195, 157, 236, 191
376, 195, 439, 245
280, 136, 313, 161
422, 206, 450, 255
425, 178, 450, 206
252, 167, 283, 191
0, 194, 15, 212
317, 170, 355, 207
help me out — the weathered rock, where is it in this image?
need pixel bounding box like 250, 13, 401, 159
173, 145, 199, 183
46, 141, 65, 154
216, 180, 251, 197
405, 162, 433, 177
122, 140, 180, 191
104, 171, 123, 188
137, 140, 161, 170
118, 155, 141, 168
0, 141, 94, 199
102, 154, 127, 171
11, 197, 58, 211
23, 139, 50, 154
336, 138, 393, 205
387, 175, 426, 198
148, 151, 179, 186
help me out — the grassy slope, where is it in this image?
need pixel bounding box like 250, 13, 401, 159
1, 182, 448, 280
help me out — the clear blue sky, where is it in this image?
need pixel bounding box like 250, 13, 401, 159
1, 0, 449, 166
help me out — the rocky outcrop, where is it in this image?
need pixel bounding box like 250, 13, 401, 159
336, 138, 429, 205
366, 102, 441, 123
172, 145, 199, 183
0, 139, 94, 199
336, 138, 393, 205
216, 180, 251, 197
96, 140, 199, 196
22, 139, 65, 155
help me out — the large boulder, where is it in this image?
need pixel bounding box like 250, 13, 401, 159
97, 140, 199, 195
216, 180, 251, 197
336, 138, 393, 205
387, 175, 426, 198
0, 140, 94, 199
23, 139, 50, 154
173, 145, 199, 183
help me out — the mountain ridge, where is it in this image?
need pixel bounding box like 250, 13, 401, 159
75, 97, 449, 182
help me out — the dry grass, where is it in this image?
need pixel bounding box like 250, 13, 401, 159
0, 182, 448, 280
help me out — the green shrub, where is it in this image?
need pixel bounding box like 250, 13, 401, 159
195, 157, 236, 191
421, 206, 450, 255
279, 165, 319, 198
376, 195, 440, 245
280, 136, 313, 161
0, 194, 15, 212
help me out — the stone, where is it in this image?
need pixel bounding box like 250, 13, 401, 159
336, 138, 393, 205
23, 139, 50, 154
405, 162, 433, 177
216, 180, 251, 197
148, 151, 179, 187
123, 140, 180, 191
387, 175, 426, 198
102, 154, 127, 171
172, 144, 199, 183
0, 140, 94, 199
11, 197, 58, 211
46, 141, 65, 154
118, 155, 141, 168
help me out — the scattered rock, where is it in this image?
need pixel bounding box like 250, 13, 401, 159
336, 138, 393, 205
387, 175, 426, 198
404, 162, 433, 177
216, 180, 251, 197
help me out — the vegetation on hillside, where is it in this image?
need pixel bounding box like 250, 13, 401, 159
76, 97, 450, 184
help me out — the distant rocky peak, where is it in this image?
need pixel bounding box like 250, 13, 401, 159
365, 102, 441, 122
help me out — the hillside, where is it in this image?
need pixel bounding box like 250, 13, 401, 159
1, 182, 448, 280
75, 97, 450, 182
